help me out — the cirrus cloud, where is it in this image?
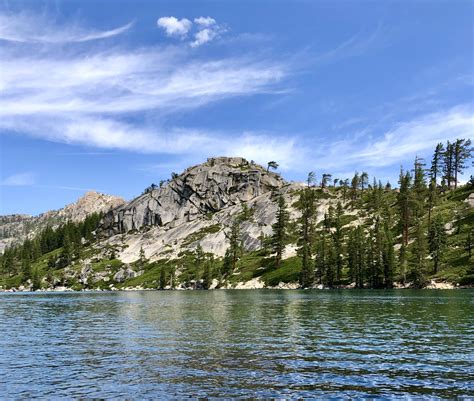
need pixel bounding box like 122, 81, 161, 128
0, 12, 133, 44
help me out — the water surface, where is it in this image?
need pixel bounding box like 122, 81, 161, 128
0, 290, 473, 398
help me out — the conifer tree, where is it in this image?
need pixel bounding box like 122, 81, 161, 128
315, 233, 327, 285
321, 173, 332, 189
428, 215, 447, 273
202, 260, 213, 290
159, 267, 167, 290
139, 245, 147, 269
360, 172, 369, 192
31, 267, 41, 291
410, 221, 428, 287
298, 187, 315, 288
453, 138, 473, 189
59, 231, 73, 268
412, 156, 427, 219
333, 202, 344, 283
430, 143, 444, 184
443, 141, 455, 189
398, 244, 407, 286
271, 195, 289, 268
351, 172, 360, 201
383, 222, 395, 288
397, 168, 412, 245
227, 220, 241, 272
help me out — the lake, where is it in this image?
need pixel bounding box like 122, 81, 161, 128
0, 290, 472, 398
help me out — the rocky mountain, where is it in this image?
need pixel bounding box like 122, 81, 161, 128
99, 157, 301, 263
0, 191, 125, 252
1, 155, 472, 291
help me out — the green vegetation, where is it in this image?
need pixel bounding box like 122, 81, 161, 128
0, 139, 472, 290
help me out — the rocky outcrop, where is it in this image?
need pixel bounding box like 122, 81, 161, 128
0, 191, 125, 252
100, 157, 284, 236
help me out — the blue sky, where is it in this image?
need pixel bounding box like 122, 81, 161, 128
0, 0, 473, 215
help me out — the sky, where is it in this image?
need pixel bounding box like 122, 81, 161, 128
0, 0, 473, 215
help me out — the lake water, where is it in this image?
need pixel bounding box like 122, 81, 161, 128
0, 290, 472, 398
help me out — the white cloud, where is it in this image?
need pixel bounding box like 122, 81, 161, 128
191, 28, 219, 48
0, 114, 301, 169
0, 12, 132, 44
1, 172, 36, 186
0, 12, 293, 173
307, 105, 474, 175
156, 15, 225, 47
0, 49, 286, 117
191, 16, 226, 47
157, 17, 192, 38
194, 17, 216, 27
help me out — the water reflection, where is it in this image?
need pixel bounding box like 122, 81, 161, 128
0, 290, 473, 398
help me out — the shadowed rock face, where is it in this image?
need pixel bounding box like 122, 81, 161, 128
100, 157, 285, 236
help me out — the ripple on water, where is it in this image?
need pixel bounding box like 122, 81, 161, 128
0, 289, 473, 398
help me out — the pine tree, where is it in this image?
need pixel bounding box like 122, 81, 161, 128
351, 172, 360, 201
360, 172, 369, 192
307, 171, 316, 187
427, 178, 438, 226
325, 237, 336, 287
227, 220, 241, 272
321, 173, 332, 189
271, 195, 289, 268
383, 222, 395, 288
430, 143, 444, 184
397, 168, 412, 246
159, 268, 167, 290
333, 202, 344, 283
453, 139, 473, 189
32, 267, 41, 291
355, 227, 366, 288
412, 156, 427, 219
21, 253, 31, 283
194, 243, 204, 277
374, 220, 385, 288
428, 215, 447, 273
398, 244, 407, 286
315, 233, 327, 285
60, 230, 73, 267
410, 221, 428, 287
202, 260, 213, 290
298, 187, 315, 288
443, 141, 455, 189
138, 245, 147, 269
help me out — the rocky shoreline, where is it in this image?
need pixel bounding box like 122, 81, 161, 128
0, 279, 464, 293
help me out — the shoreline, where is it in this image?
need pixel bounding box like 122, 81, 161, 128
1, 280, 469, 293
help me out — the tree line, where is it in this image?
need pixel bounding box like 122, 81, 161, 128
0, 213, 102, 288
264, 138, 472, 288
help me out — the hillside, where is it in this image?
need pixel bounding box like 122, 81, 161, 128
0, 155, 473, 291
0, 191, 125, 252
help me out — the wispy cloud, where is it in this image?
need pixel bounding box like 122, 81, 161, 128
1, 172, 36, 186
310, 105, 474, 172
313, 22, 386, 66
0, 11, 293, 167
0, 12, 133, 43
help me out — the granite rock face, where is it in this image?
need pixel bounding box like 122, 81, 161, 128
100, 157, 284, 236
